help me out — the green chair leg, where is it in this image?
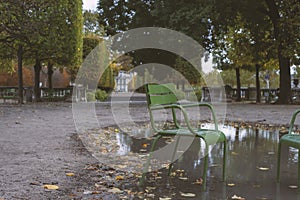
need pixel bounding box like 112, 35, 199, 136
168, 136, 181, 176
202, 141, 209, 190
298, 150, 300, 191
202, 154, 209, 190
140, 135, 162, 185
277, 142, 282, 183
223, 141, 227, 181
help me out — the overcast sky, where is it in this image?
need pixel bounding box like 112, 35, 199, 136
83, 0, 97, 11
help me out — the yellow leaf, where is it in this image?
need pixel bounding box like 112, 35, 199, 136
66, 173, 75, 177
115, 175, 124, 180
227, 183, 236, 187
142, 143, 148, 148
43, 184, 59, 190
115, 128, 119, 132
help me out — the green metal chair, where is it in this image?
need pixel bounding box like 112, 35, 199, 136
143, 83, 227, 190
277, 109, 300, 189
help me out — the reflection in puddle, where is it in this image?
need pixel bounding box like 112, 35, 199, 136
116, 124, 300, 199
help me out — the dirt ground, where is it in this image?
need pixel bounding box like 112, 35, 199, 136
0, 102, 300, 199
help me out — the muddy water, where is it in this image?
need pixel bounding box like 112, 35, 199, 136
116, 125, 300, 199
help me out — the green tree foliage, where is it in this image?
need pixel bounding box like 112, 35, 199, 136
173, 57, 201, 85
0, 0, 83, 101
211, 0, 299, 104
83, 37, 115, 91
97, 0, 206, 85
83, 10, 104, 37
98, 0, 299, 104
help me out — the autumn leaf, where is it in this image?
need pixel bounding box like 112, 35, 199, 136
108, 187, 122, 194
142, 143, 148, 148
289, 185, 298, 189
257, 167, 269, 171
193, 178, 203, 185
231, 194, 246, 200
178, 177, 188, 181
227, 183, 235, 187
115, 175, 124, 180
66, 173, 75, 177
180, 192, 196, 197
43, 184, 59, 190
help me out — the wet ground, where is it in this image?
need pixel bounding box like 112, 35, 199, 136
108, 123, 300, 199
1, 102, 300, 199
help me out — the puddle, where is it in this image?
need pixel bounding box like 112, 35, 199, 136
79, 124, 300, 199
115, 124, 300, 199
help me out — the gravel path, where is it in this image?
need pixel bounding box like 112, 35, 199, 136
0, 102, 299, 199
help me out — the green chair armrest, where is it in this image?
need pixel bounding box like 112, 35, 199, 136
180, 103, 218, 130
150, 104, 203, 137
288, 109, 300, 134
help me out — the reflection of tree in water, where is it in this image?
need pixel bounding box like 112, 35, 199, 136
226, 127, 278, 183
116, 125, 289, 184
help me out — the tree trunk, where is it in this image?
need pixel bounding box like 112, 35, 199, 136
47, 62, 54, 90
235, 67, 241, 102
265, 0, 291, 104
255, 64, 261, 103
278, 54, 291, 104
17, 45, 23, 104
34, 59, 42, 102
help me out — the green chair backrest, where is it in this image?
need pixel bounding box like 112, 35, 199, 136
145, 83, 178, 106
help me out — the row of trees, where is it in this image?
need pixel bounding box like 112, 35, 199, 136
0, 1, 298, 104
0, 0, 83, 102
98, 0, 299, 104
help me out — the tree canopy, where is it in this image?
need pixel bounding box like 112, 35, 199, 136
98, 0, 299, 104
0, 0, 83, 101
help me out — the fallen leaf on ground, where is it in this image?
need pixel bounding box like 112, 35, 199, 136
180, 192, 196, 197
66, 173, 75, 176
84, 165, 98, 170
159, 197, 172, 200
193, 178, 203, 185
289, 185, 298, 189
115, 175, 124, 180
178, 177, 188, 181
108, 187, 122, 194
142, 143, 148, 148
258, 167, 269, 171
43, 184, 59, 190
231, 194, 245, 200
227, 183, 235, 187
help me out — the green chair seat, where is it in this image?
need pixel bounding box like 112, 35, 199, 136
279, 134, 300, 149
277, 109, 300, 190
143, 83, 227, 190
